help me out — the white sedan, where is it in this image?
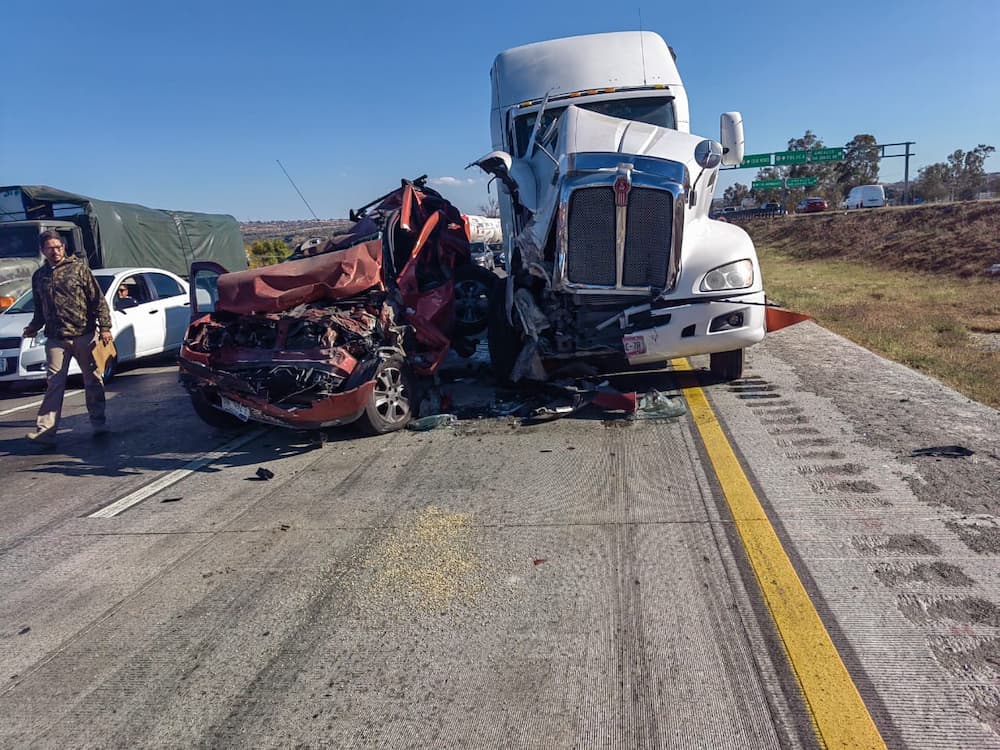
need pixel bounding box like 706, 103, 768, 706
0, 266, 190, 383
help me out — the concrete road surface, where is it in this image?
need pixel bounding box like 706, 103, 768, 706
1, 326, 998, 749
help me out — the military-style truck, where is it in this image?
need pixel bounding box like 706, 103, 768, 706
0, 185, 247, 308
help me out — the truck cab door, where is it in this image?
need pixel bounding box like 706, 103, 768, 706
189, 261, 229, 319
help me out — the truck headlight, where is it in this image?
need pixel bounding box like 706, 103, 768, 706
700, 260, 754, 292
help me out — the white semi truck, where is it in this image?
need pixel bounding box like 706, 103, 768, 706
471, 31, 766, 380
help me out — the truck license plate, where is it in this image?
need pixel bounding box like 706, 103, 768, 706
623, 335, 646, 356
220, 396, 250, 422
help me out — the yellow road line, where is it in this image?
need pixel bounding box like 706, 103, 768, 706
672, 358, 886, 750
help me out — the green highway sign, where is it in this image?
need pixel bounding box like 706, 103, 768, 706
739, 153, 771, 168
752, 179, 783, 190
774, 150, 808, 165
809, 147, 844, 163
785, 176, 818, 187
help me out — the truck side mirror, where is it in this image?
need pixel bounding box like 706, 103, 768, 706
720, 112, 745, 167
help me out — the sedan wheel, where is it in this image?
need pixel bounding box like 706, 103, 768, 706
452, 265, 495, 337
357, 357, 412, 435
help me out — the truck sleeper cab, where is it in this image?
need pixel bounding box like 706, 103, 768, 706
474, 31, 765, 381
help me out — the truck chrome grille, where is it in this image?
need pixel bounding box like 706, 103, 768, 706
567, 189, 616, 286
623, 188, 672, 287
566, 186, 672, 288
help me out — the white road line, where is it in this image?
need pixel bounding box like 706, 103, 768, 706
89, 429, 265, 518
0, 389, 84, 417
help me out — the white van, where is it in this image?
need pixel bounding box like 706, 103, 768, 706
846, 184, 886, 209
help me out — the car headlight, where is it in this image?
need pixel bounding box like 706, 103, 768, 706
700, 259, 754, 292
30, 332, 47, 347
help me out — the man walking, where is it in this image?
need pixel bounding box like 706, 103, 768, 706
22, 230, 113, 444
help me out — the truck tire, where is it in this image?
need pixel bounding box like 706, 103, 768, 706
487, 282, 521, 382
453, 264, 495, 337
710, 349, 744, 381
189, 389, 249, 429
356, 356, 412, 436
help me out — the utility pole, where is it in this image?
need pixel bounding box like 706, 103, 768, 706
877, 141, 916, 204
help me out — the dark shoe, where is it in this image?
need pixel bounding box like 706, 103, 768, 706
91, 422, 109, 436
26, 429, 57, 445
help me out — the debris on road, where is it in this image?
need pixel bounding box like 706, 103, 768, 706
255, 467, 276, 480
407, 414, 458, 431
635, 390, 687, 420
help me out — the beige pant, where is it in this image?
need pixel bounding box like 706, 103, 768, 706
36, 333, 106, 433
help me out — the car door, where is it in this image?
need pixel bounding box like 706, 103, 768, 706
189, 262, 229, 319
146, 271, 190, 350
119, 273, 166, 358
108, 273, 153, 361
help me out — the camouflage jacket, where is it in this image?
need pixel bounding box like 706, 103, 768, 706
28, 257, 112, 339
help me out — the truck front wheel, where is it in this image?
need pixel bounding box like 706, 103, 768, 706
709, 349, 744, 381
487, 283, 521, 382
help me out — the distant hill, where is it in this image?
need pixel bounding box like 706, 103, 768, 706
240, 219, 352, 248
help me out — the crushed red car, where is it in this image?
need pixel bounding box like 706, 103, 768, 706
178, 178, 495, 434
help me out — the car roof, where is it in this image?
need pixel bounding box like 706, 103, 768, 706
94, 267, 183, 277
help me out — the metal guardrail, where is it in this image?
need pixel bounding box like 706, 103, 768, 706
710, 207, 787, 221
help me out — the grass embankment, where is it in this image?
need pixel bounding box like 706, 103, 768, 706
742, 201, 1000, 408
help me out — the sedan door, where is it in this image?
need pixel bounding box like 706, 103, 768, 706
145, 271, 191, 350
110, 273, 163, 359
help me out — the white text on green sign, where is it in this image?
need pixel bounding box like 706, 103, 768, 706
740, 153, 771, 168
774, 151, 808, 165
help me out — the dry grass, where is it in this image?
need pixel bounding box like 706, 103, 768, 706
742, 202, 1000, 408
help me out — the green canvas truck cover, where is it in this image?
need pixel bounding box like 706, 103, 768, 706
0, 185, 248, 276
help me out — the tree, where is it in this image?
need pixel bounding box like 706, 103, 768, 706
836, 134, 880, 195
914, 163, 950, 203
247, 239, 290, 268
477, 196, 500, 218
750, 167, 784, 206
723, 183, 750, 207
781, 130, 840, 205
948, 145, 996, 200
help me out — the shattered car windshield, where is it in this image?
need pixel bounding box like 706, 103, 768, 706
514, 95, 676, 156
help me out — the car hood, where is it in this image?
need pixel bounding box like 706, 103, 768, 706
0, 309, 31, 336
215, 240, 385, 315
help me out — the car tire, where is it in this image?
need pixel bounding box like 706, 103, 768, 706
356, 356, 412, 436
452, 264, 496, 337
709, 349, 744, 381
487, 281, 521, 382
189, 389, 249, 429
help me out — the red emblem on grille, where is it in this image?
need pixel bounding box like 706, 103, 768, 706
613, 175, 631, 207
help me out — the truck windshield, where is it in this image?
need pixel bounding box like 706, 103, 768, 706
514, 96, 676, 157
0, 226, 40, 259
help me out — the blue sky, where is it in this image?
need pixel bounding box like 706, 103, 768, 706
3, 0, 997, 220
